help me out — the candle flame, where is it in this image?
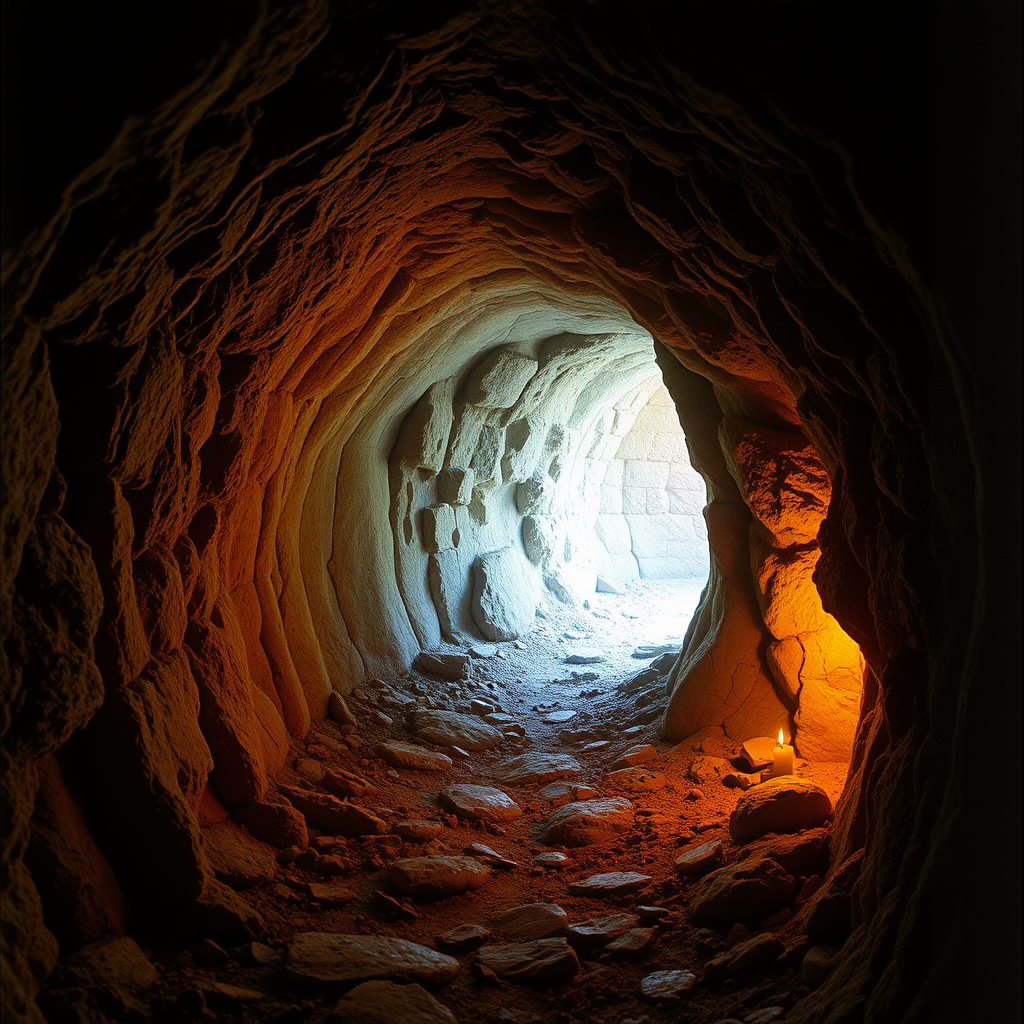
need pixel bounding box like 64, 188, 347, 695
778, 728, 785, 745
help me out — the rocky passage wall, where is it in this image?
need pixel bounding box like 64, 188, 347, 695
1, 3, 1015, 1022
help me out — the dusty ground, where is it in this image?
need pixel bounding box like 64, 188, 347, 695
56, 579, 849, 1023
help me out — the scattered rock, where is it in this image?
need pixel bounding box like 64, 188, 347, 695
606, 927, 657, 960
637, 906, 672, 924
639, 969, 696, 1002
489, 903, 568, 941
232, 799, 309, 850
394, 820, 443, 841
566, 913, 638, 950
611, 743, 657, 769
371, 711, 394, 727
470, 644, 498, 658
735, 827, 829, 877
596, 576, 626, 595
688, 858, 794, 927
199, 981, 266, 1003
631, 643, 678, 659
246, 942, 279, 965
411, 710, 502, 751
542, 798, 634, 847
464, 843, 518, 869
286, 933, 460, 991
470, 698, 496, 715
536, 783, 597, 807
705, 932, 784, 980
475, 938, 580, 985
567, 872, 652, 897
739, 737, 777, 771
325, 980, 457, 1024
415, 651, 471, 681
192, 938, 229, 964
307, 883, 354, 905
202, 822, 278, 889
328, 691, 358, 728
376, 740, 453, 771
606, 767, 666, 792
438, 784, 522, 822
674, 839, 724, 877
744, 1008, 786, 1024
564, 649, 605, 664
189, 878, 265, 944
322, 768, 376, 799
722, 773, 757, 791
280, 786, 387, 837
729, 778, 832, 841
544, 709, 577, 723
295, 757, 326, 783
60, 937, 158, 992
498, 753, 581, 785
384, 856, 492, 899
371, 890, 419, 920
802, 945, 841, 988
533, 852, 570, 870
437, 924, 492, 953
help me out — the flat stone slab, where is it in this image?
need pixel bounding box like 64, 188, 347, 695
606, 926, 657, 960
280, 786, 387, 837
376, 741, 453, 771
740, 736, 777, 771
605, 767, 666, 792
566, 913, 638, 950
639, 969, 697, 1002
564, 649, 605, 664
286, 933, 460, 991
542, 798, 634, 847
203, 822, 277, 889
325, 980, 457, 1024
498, 753, 581, 785
632, 643, 678, 659
469, 643, 498, 658
544, 709, 577, 723
706, 932, 784, 980
674, 839, 724, 877
307, 883, 355, 905
436, 924, 492, 953
567, 872, 652, 897
414, 651, 470, 681
611, 743, 657, 769
384, 856, 492, 899
411, 710, 502, 752
536, 782, 598, 807
394, 820, 443, 840
438, 784, 522, 822
464, 843, 518, 869
489, 903, 568, 942
729, 778, 832, 841
475, 938, 580, 986
687, 856, 794, 926
534, 851, 570, 870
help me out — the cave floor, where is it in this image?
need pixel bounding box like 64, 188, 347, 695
107, 579, 848, 1024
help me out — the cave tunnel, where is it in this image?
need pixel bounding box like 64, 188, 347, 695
1, 3, 1019, 1023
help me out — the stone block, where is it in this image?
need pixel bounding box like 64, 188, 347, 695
469, 425, 505, 483
393, 380, 455, 472
437, 467, 475, 505
515, 472, 550, 516
421, 504, 458, 554
599, 484, 622, 513
646, 488, 670, 514
625, 514, 691, 555
462, 348, 537, 408
669, 461, 704, 492
595, 514, 632, 554
623, 460, 670, 489
470, 547, 536, 641
522, 515, 560, 565
622, 487, 647, 513
669, 489, 705, 516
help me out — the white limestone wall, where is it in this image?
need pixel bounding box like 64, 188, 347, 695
595, 384, 709, 581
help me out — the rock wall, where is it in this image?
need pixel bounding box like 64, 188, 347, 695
1, 3, 1016, 1021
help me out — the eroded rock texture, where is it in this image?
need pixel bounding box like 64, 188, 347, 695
1, 3, 1016, 1022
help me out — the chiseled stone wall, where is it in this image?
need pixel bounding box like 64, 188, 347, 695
596, 383, 709, 581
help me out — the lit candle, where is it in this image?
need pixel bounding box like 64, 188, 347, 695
772, 728, 795, 777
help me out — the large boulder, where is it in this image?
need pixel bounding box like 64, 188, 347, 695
687, 856, 794, 926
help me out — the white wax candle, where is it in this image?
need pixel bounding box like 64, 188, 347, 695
773, 729, 796, 776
